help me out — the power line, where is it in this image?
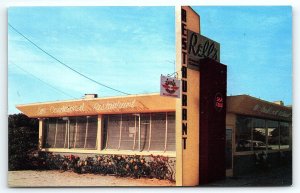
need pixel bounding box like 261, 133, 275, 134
8, 23, 131, 95
10, 61, 76, 99
10, 61, 101, 112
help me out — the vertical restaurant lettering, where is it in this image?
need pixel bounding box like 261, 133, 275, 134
181, 8, 188, 150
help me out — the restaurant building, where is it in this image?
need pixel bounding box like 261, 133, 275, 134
14, 6, 292, 187
17, 94, 177, 157
16, 93, 292, 185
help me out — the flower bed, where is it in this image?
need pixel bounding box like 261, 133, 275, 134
31, 152, 175, 181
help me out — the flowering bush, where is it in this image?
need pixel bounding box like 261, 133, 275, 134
149, 155, 175, 180
33, 152, 175, 181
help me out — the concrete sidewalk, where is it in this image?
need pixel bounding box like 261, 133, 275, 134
8, 170, 175, 187
8, 164, 292, 187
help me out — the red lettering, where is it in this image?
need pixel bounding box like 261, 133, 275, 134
216, 102, 223, 108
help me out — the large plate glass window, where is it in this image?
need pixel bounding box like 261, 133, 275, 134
236, 116, 252, 152
42, 116, 98, 149
267, 120, 279, 150
103, 112, 175, 152
280, 122, 290, 150
252, 118, 267, 151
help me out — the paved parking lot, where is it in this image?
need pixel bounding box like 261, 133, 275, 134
205, 164, 292, 187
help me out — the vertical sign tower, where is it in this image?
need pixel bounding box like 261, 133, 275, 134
176, 6, 226, 186
176, 6, 201, 186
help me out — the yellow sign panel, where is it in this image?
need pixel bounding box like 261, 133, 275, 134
16, 94, 176, 118
176, 6, 200, 186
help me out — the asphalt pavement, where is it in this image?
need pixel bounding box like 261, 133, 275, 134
205, 164, 292, 187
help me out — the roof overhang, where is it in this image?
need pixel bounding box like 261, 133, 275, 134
16, 93, 176, 118
227, 95, 292, 122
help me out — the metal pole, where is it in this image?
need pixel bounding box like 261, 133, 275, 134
67, 119, 70, 149
64, 120, 68, 148
164, 112, 168, 152
84, 117, 89, 148
148, 113, 152, 151
105, 116, 109, 149
139, 115, 141, 151
133, 115, 137, 150
118, 114, 123, 150
54, 119, 58, 148
74, 118, 78, 148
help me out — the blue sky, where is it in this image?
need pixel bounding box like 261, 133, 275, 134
192, 6, 292, 105
8, 6, 292, 114
8, 6, 175, 114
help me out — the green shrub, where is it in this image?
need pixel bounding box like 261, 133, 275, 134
8, 113, 38, 170
33, 153, 175, 181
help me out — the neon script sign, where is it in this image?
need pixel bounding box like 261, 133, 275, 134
37, 100, 137, 115
188, 30, 220, 66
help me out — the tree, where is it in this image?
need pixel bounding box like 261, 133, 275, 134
8, 113, 39, 170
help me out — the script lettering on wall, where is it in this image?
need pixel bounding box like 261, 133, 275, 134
253, 104, 292, 118
188, 30, 220, 68
36, 100, 139, 115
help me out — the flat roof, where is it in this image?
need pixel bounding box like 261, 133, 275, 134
227, 95, 292, 121
16, 93, 292, 121
16, 93, 176, 118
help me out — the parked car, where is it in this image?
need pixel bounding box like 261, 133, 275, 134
237, 139, 268, 151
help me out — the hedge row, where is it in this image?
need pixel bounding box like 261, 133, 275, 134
31, 152, 175, 181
